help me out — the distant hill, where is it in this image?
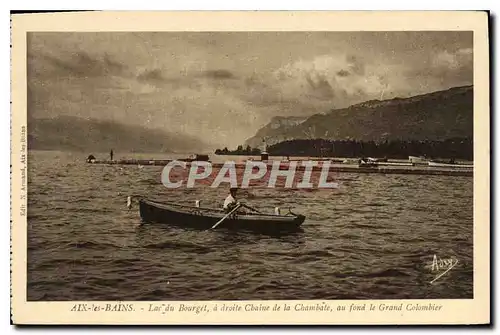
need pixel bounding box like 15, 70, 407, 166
27, 116, 208, 153
244, 116, 309, 148
245, 86, 473, 146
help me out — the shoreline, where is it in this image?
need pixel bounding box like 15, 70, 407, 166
87, 159, 473, 177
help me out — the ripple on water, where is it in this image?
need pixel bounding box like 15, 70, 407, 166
27, 151, 474, 301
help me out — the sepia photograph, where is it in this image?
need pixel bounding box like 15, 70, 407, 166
11, 11, 490, 325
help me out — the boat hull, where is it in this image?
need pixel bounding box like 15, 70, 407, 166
139, 199, 305, 233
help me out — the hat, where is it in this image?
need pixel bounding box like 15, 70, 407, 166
230, 187, 238, 192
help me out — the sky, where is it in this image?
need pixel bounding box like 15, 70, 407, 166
27, 31, 473, 147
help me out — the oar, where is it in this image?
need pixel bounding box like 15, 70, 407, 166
240, 203, 262, 214
211, 204, 242, 230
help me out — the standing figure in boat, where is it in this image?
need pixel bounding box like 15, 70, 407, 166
223, 187, 240, 213
110, 149, 114, 161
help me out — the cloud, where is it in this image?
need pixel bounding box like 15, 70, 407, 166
405, 47, 473, 90
271, 54, 406, 107
336, 70, 350, 77
28, 53, 269, 146
432, 47, 472, 70
36, 51, 126, 78
345, 55, 365, 75
200, 69, 236, 79
137, 69, 164, 82
269, 48, 472, 108
27, 36, 473, 147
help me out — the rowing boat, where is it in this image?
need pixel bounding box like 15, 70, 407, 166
138, 198, 306, 232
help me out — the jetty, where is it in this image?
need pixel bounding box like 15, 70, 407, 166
86, 159, 473, 177
89, 159, 173, 166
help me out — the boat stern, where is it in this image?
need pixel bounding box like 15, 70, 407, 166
294, 214, 306, 226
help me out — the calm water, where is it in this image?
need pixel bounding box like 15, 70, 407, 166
27, 150, 473, 301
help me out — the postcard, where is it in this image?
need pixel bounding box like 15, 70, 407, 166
10, 10, 490, 325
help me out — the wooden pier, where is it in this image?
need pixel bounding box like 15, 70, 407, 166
87, 159, 473, 177
90, 159, 173, 166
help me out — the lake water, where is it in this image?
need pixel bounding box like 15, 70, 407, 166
27, 150, 473, 301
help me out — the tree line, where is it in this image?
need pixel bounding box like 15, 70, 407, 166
215, 137, 473, 160
214, 145, 262, 156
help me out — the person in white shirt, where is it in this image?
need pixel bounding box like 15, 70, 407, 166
223, 187, 239, 212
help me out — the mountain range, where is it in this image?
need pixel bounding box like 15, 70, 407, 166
29, 85, 473, 154
245, 85, 473, 148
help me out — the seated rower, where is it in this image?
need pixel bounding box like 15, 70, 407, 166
222, 187, 257, 215
223, 187, 240, 213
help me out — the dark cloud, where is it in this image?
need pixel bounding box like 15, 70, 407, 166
336, 69, 350, 77
136, 68, 196, 89
200, 69, 236, 79
137, 69, 164, 82
103, 54, 125, 74
38, 51, 125, 78
304, 73, 335, 100
346, 54, 365, 75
